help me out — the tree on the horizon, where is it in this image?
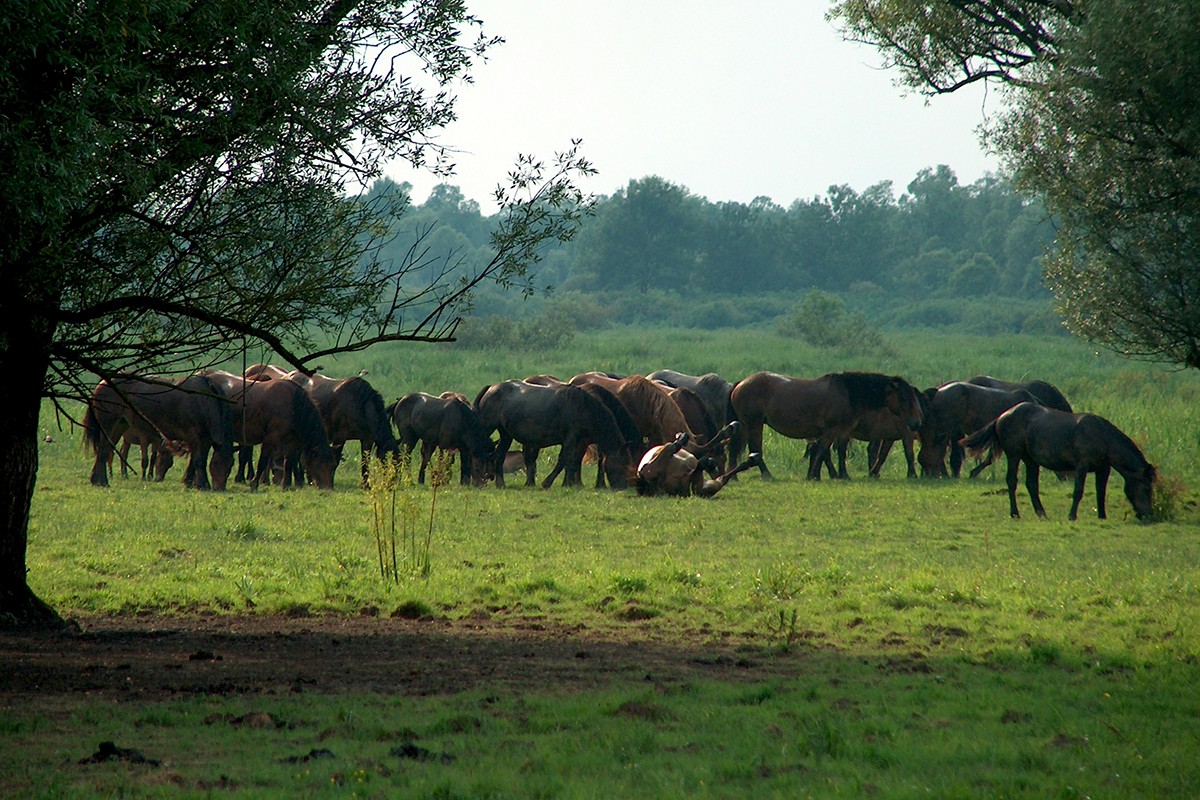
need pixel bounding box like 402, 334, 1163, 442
0, 0, 594, 628
830, 0, 1200, 367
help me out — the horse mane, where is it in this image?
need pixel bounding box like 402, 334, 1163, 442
450, 396, 495, 455
578, 383, 643, 455
618, 376, 690, 440
561, 386, 627, 463
334, 377, 398, 454
291, 382, 332, 456
826, 371, 896, 412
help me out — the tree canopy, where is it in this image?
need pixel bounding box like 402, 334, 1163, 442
0, 0, 593, 627
829, 0, 1200, 368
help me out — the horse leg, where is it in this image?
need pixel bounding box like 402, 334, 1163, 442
950, 439, 965, 478
744, 422, 772, 479
1094, 465, 1111, 519
541, 451, 567, 489
523, 447, 540, 487
418, 442, 435, 484
250, 445, 270, 491
968, 448, 994, 479
1025, 461, 1046, 518
1005, 456, 1022, 517
492, 434, 512, 488
695, 453, 762, 497
835, 439, 849, 479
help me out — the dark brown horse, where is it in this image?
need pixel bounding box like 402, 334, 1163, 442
635, 431, 761, 498
918, 382, 1041, 478
388, 392, 495, 486
286, 370, 400, 484
84, 373, 235, 490
961, 402, 1155, 520
966, 376, 1073, 412
205, 371, 336, 489
730, 371, 924, 480
813, 401, 927, 479
474, 380, 631, 489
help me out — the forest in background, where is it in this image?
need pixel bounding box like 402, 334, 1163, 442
360, 166, 1062, 349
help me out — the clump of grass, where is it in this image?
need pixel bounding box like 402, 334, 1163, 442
1150, 470, 1185, 522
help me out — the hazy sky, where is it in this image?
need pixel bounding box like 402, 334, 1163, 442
384, 1, 1003, 212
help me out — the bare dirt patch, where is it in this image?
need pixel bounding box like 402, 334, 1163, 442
0, 614, 808, 700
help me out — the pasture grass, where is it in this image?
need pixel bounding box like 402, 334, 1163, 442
11, 328, 1200, 797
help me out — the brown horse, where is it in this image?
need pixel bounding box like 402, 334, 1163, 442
84, 373, 235, 490
388, 392, 495, 486
918, 382, 1041, 478
961, 402, 1155, 520
813, 401, 927, 479
474, 380, 631, 489
730, 371, 924, 480
286, 370, 400, 484
569, 373, 730, 468
205, 371, 336, 489
635, 431, 762, 498
112, 424, 173, 481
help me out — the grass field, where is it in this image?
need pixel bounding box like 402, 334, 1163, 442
6, 328, 1200, 797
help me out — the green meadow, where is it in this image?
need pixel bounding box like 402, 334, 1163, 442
7, 328, 1200, 798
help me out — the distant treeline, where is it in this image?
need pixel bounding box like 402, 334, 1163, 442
361, 166, 1059, 337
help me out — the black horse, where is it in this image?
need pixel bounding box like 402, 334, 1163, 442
389, 392, 495, 486
474, 380, 631, 489
961, 402, 1155, 520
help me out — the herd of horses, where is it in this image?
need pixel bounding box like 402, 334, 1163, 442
81, 364, 1158, 521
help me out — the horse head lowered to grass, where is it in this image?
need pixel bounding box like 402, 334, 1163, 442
961, 402, 1156, 521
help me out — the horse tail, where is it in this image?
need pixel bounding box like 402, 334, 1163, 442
960, 420, 999, 463
199, 373, 236, 465
82, 395, 105, 456
472, 383, 493, 411
384, 398, 399, 422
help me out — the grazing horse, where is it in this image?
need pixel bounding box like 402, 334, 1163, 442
388, 392, 495, 486
84, 373, 235, 490
204, 371, 336, 489
474, 380, 631, 489
635, 431, 762, 498
569, 373, 731, 468
286, 370, 400, 484
961, 402, 1155, 520
730, 371, 924, 480
918, 382, 1041, 478
535, 381, 647, 489
646, 369, 744, 466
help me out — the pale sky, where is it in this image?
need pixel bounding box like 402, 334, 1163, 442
384, 1, 1002, 212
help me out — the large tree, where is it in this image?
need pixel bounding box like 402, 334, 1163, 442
0, 1, 593, 628
829, 0, 1200, 367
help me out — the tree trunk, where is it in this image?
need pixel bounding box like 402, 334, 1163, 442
0, 317, 66, 630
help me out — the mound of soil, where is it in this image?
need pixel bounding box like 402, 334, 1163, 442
0, 614, 805, 700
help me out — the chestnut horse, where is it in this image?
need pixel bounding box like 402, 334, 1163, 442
474, 380, 631, 489
84, 373, 235, 490
388, 392, 495, 486
961, 402, 1155, 520
730, 371, 924, 480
